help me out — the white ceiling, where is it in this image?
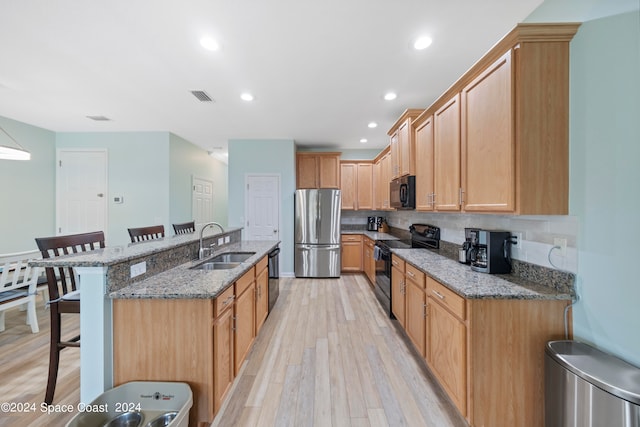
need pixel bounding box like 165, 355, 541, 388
0, 0, 543, 158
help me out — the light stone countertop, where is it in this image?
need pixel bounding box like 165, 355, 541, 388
391, 248, 572, 301
342, 230, 401, 241
109, 240, 279, 299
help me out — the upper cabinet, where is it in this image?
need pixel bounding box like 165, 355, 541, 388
373, 147, 393, 210
410, 23, 579, 215
296, 152, 341, 189
341, 162, 373, 210
388, 109, 424, 179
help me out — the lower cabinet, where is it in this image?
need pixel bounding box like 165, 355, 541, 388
113, 255, 269, 427
341, 234, 363, 272
405, 265, 426, 357
391, 255, 406, 327
363, 236, 375, 285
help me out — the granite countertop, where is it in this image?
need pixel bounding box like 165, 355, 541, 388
342, 230, 400, 241
30, 227, 243, 268
110, 240, 279, 300
392, 248, 572, 301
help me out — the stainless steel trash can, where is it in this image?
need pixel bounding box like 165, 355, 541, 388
545, 340, 640, 427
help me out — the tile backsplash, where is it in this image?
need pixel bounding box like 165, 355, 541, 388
341, 210, 579, 274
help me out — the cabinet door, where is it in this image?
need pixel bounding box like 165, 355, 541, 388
296, 154, 318, 189
406, 279, 426, 357
434, 94, 461, 211
398, 119, 413, 176
341, 236, 362, 272
373, 160, 382, 209
319, 155, 340, 188
213, 307, 234, 413
428, 299, 467, 416
461, 50, 514, 212
391, 265, 405, 327
363, 238, 375, 285
234, 284, 255, 375
415, 116, 434, 211
381, 153, 392, 209
255, 266, 269, 334
340, 163, 357, 210
356, 163, 373, 209
390, 131, 400, 179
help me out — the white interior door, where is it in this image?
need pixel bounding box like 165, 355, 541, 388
192, 177, 214, 226
56, 149, 108, 237
245, 175, 280, 241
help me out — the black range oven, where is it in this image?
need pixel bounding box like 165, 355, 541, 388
374, 224, 440, 318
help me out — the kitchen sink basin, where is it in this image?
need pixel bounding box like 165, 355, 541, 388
191, 261, 241, 270
209, 252, 255, 263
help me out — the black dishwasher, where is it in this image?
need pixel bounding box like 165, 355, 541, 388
268, 246, 280, 312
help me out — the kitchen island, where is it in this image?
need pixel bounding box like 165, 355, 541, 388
30, 228, 279, 427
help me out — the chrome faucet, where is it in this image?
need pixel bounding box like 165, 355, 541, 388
199, 222, 225, 260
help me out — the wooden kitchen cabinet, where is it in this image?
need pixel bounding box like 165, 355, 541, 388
255, 258, 269, 334
390, 255, 406, 327
340, 162, 373, 210
341, 234, 363, 272
433, 94, 462, 211
296, 152, 341, 189
388, 109, 423, 179
375, 150, 392, 210
234, 268, 256, 375
405, 264, 426, 357
213, 298, 234, 414
363, 236, 375, 285
427, 277, 467, 417
414, 113, 434, 211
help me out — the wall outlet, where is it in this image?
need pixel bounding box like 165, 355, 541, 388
130, 261, 147, 278
554, 237, 567, 256
512, 232, 523, 245
224, 236, 230, 243
218, 237, 224, 245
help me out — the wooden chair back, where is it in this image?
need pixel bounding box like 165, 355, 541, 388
0, 251, 42, 333
128, 225, 165, 243
35, 231, 105, 301
172, 221, 195, 235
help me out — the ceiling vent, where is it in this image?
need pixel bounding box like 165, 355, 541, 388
191, 90, 214, 102
86, 115, 111, 121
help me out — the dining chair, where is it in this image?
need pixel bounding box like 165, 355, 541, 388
35, 231, 105, 405
172, 221, 195, 235
0, 251, 41, 334
127, 225, 165, 243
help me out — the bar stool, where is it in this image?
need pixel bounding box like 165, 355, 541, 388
35, 231, 105, 404
127, 225, 165, 243
172, 221, 195, 235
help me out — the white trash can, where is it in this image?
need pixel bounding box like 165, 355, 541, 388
65, 381, 192, 427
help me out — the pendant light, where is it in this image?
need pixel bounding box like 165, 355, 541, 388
0, 126, 31, 160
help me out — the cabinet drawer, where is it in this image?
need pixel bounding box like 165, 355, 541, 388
256, 256, 268, 274
341, 234, 362, 243
235, 267, 255, 296
405, 263, 425, 288
364, 238, 374, 248
214, 286, 235, 318
427, 277, 465, 320
391, 255, 405, 271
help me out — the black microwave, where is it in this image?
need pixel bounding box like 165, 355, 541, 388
390, 176, 416, 209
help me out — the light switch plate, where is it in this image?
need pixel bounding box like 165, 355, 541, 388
130, 261, 147, 278
217, 237, 224, 245
224, 236, 230, 243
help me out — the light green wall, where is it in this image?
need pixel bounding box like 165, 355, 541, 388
0, 116, 56, 253
228, 139, 296, 273
567, 9, 640, 366
56, 132, 170, 246
168, 133, 228, 228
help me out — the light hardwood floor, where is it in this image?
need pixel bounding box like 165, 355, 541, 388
0, 298, 79, 427
213, 275, 467, 427
0, 275, 467, 427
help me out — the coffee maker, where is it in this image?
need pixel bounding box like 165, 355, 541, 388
367, 216, 378, 231
470, 230, 512, 274
459, 228, 479, 264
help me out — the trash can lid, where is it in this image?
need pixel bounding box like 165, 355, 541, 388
546, 340, 640, 405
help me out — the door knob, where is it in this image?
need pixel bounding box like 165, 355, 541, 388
97, 193, 104, 197
273, 229, 278, 233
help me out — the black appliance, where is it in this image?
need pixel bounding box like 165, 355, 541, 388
373, 224, 440, 317
268, 246, 280, 312
376, 216, 385, 230
459, 228, 479, 264
367, 216, 378, 231
469, 230, 511, 274
390, 176, 416, 209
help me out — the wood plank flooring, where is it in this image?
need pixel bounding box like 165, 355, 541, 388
0, 297, 79, 427
213, 275, 467, 427
0, 275, 467, 427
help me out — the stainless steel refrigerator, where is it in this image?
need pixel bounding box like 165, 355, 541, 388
294, 189, 341, 278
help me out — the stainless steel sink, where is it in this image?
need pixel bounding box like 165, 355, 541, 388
209, 252, 255, 263
191, 261, 240, 270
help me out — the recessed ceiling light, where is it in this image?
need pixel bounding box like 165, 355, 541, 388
383, 92, 397, 101
413, 36, 433, 50
200, 37, 220, 51
360, 139, 368, 144
240, 93, 254, 101
368, 122, 378, 128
